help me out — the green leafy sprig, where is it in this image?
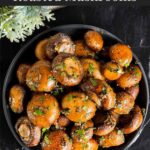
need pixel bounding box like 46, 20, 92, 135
0, 6, 55, 42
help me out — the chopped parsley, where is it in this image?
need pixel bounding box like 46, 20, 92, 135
124, 62, 130, 68
117, 130, 122, 135
61, 72, 66, 76
75, 129, 85, 137
33, 108, 44, 115
52, 91, 59, 96
48, 76, 55, 81
42, 128, 48, 136
73, 72, 77, 78
67, 95, 73, 101
30, 84, 37, 91
82, 106, 88, 111
90, 78, 98, 86
133, 67, 141, 77
51, 86, 64, 96
99, 136, 105, 142
101, 87, 107, 95
44, 134, 50, 145
88, 63, 94, 74
136, 72, 141, 77
55, 63, 66, 70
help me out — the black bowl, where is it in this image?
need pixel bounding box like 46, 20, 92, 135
2, 24, 149, 150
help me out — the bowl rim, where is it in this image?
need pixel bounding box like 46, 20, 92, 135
2, 24, 149, 150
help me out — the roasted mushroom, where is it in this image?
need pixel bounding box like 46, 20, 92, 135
17, 64, 31, 84
26, 60, 56, 92
84, 30, 104, 52
93, 110, 118, 136
11, 30, 144, 149
86, 91, 101, 108
42, 130, 72, 150
27, 93, 60, 128
81, 79, 116, 110
102, 62, 123, 80
45, 33, 75, 59
71, 120, 94, 142
117, 65, 142, 88
74, 40, 95, 57
62, 92, 96, 122
125, 85, 139, 100
109, 43, 132, 67
81, 58, 104, 80
120, 105, 143, 134
113, 92, 135, 115
15, 116, 41, 147
98, 128, 125, 148
53, 115, 71, 129
52, 53, 83, 86
35, 39, 48, 60
9, 85, 25, 113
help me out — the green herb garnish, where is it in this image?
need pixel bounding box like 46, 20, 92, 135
61, 72, 66, 76
30, 84, 37, 91
44, 134, 50, 145
99, 136, 105, 142
73, 72, 77, 78
67, 95, 73, 101
48, 76, 55, 81
82, 106, 88, 111
136, 72, 141, 77
124, 62, 130, 68
75, 129, 85, 137
42, 128, 48, 136
52, 91, 59, 96
33, 108, 44, 115
88, 63, 94, 74
101, 87, 107, 95
117, 130, 122, 135
55, 63, 66, 70
90, 78, 98, 86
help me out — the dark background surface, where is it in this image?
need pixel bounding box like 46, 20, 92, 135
0, 5, 150, 150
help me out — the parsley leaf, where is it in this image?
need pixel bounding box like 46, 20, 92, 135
88, 63, 94, 74
99, 136, 105, 142
124, 62, 130, 68
82, 106, 88, 111
90, 78, 98, 86
44, 134, 50, 145
42, 128, 48, 136
67, 95, 73, 101
33, 108, 44, 115
75, 129, 85, 137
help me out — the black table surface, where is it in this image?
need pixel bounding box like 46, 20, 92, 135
0, 5, 150, 150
